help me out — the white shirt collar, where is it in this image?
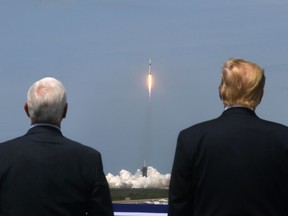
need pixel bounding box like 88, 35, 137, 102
224, 105, 254, 111
30, 123, 61, 130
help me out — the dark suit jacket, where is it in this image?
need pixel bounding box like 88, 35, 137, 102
0, 126, 114, 216
168, 107, 288, 216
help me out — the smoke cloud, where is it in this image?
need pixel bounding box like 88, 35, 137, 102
106, 166, 170, 189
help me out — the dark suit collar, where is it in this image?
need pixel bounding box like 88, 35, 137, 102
26, 125, 63, 136
221, 107, 257, 117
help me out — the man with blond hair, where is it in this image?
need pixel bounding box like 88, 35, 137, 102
169, 58, 288, 215
0, 77, 114, 216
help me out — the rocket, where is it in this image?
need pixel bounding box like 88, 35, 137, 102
149, 59, 152, 75
142, 160, 148, 177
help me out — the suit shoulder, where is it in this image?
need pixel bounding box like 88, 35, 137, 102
261, 118, 288, 126
61, 136, 101, 155
180, 118, 218, 135
177, 118, 219, 147
0, 135, 26, 149
259, 118, 288, 131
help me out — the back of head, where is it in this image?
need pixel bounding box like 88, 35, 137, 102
219, 58, 265, 109
27, 77, 67, 124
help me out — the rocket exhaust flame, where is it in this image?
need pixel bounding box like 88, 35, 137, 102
148, 59, 152, 100
148, 74, 152, 99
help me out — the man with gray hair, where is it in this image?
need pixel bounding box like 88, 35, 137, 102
0, 77, 114, 216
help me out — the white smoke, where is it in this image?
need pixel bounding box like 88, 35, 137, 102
106, 166, 171, 189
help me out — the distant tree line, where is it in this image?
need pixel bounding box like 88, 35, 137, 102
110, 188, 168, 201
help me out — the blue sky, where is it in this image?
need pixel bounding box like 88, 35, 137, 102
1, 0, 288, 175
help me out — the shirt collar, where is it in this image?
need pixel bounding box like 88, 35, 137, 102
224, 105, 254, 111
30, 123, 61, 130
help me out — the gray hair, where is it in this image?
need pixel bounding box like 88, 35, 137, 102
27, 77, 67, 123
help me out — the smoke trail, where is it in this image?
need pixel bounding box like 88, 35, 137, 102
139, 60, 154, 168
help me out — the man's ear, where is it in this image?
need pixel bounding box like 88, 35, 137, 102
24, 102, 30, 117
62, 103, 68, 119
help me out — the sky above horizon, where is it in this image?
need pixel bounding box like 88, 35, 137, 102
1, 0, 288, 175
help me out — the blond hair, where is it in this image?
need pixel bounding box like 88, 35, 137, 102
219, 58, 265, 109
